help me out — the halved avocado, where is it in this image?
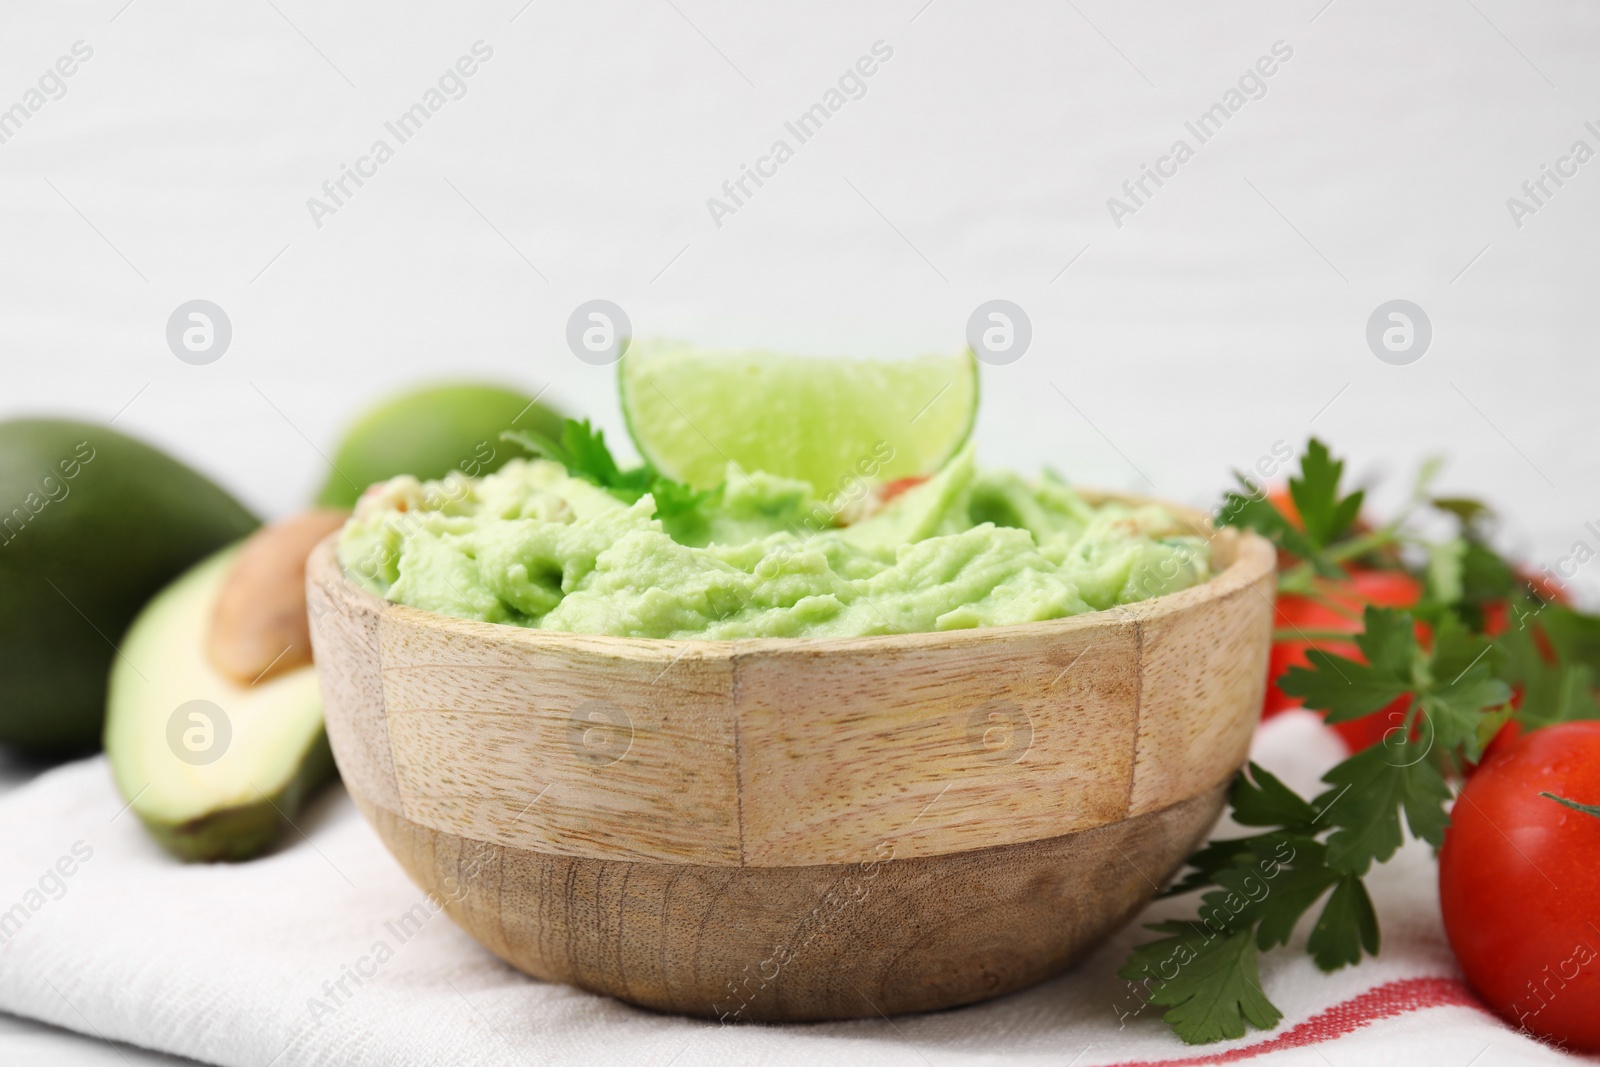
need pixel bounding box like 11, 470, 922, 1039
104, 547, 335, 861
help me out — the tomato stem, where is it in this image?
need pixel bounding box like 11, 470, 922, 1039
1541, 792, 1600, 820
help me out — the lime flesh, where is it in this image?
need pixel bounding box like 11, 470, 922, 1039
619, 342, 978, 493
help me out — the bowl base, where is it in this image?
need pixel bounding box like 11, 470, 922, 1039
360, 783, 1226, 1022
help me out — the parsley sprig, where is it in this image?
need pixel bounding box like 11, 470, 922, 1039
502, 418, 720, 533
1221, 439, 1367, 580
1122, 438, 1600, 1045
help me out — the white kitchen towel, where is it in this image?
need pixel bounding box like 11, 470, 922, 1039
0, 711, 1589, 1067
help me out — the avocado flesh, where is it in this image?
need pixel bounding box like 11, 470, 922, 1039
104, 547, 336, 862
0, 418, 259, 754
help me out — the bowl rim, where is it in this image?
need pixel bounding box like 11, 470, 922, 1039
309, 492, 1275, 662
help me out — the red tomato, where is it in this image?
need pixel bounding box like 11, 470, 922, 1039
1439, 721, 1600, 1052
1266, 570, 1423, 752
1477, 719, 1523, 768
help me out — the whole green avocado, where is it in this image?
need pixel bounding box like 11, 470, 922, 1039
0, 419, 258, 755
315, 382, 564, 508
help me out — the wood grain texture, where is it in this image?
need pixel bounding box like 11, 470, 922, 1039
1121, 527, 1277, 816
307, 523, 1274, 867
305, 556, 402, 813
359, 782, 1227, 1021
731, 621, 1140, 866
378, 611, 743, 864
306, 507, 1274, 1020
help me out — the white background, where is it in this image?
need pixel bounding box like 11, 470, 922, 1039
1, 1, 1597, 1063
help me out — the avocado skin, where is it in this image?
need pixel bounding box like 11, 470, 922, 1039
135, 730, 337, 862
0, 419, 258, 755
316, 382, 564, 508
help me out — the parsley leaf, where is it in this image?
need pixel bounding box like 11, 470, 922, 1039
1129, 437, 1600, 1047
1277, 608, 1422, 722
1219, 486, 1322, 568
1245, 860, 1340, 951
1494, 604, 1600, 730
1459, 539, 1517, 608
1290, 439, 1365, 548
504, 419, 654, 498
1306, 876, 1380, 970
1279, 656, 1409, 724
1130, 761, 1389, 1042
1281, 607, 1507, 753
1430, 495, 1494, 530
1542, 606, 1600, 672
648, 477, 717, 520
1318, 743, 1451, 874
1220, 438, 1366, 578
503, 419, 716, 535
1118, 926, 1282, 1044
1230, 763, 1319, 830
1354, 606, 1420, 681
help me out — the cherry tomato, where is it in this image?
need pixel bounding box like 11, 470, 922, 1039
1439, 721, 1600, 1052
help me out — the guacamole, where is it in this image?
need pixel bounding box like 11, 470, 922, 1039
337, 447, 1211, 639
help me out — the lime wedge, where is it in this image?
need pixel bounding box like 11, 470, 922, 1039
619, 342, 979, 492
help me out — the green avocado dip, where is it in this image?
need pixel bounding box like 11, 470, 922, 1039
337, 446, 1212, 639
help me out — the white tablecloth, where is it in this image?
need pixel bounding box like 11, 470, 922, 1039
3, 1, 1600, 1063
0, 712, 1587, 1067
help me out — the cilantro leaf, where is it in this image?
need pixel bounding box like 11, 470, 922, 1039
1413, 614, 1511, 759
1128, 753, 1395, 1043
1306, 875, 1380, 970
1423, 493, 1519, 628
649, 479, 722, 546
1218, 439, 1388, 580
1118, 926, 1283, 1044
569, 421, 656, 496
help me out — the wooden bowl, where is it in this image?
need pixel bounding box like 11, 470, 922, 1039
306, 515, 1274, 1022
